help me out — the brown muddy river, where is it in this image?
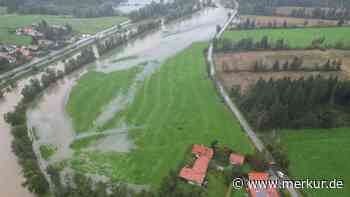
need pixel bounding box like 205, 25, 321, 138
0, 3, 230, 196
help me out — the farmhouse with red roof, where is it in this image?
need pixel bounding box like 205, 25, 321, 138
247, 172, 280, 197
179, 144, 213, 185
229, 153, 245, 166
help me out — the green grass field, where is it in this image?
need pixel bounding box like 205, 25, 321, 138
66, 66, 141, 133
281, 128, 350, 197
223, 27, 350, 48
68, 43, 254, 189
0, 14, 127, 45
207, 172, 227, 197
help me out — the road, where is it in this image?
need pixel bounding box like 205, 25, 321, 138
0, 20, 131, 85
208, 1, 301, 197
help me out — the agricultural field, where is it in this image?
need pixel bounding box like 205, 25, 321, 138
66, 66, 142, 133
66, 43, 254, 189
0, 14, 128, 45
214, 49, 350, 91
281, 128, 350, 197
240, 15, 339, 27
222, 27, 350, 48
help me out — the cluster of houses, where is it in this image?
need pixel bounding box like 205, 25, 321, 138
179, 144, 280, 197
0, 23, 73, 67
16, 23, 73, 49
16, 26, 44, 38
0, 44, 33, 65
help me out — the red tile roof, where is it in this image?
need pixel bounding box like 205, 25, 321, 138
192, 144, 214, 159
179, 168, 205, 185
179, 145, 213, 185
192, 156, 210, 174
230, 153, 245, 165
248, 172, 280, 197
248, 172, 269, 181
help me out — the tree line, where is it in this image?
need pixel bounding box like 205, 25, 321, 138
289, 7, 350, 21
129, 0, 200, 22
239, 0, 350, 16
237, 18, 289, 30
97, 20, 161, 54
250, 57, 342, 73
237, 17, 344, 30
3, 47, 96, 196
214, 35, 350, 52
233, 76, 350, 130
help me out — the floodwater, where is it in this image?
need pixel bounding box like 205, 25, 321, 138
0, 3, 231, 196
0, 80, 33, 197
116, 0, 173, 13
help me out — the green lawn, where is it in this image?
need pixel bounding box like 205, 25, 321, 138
0, 14, 128, 45
281, 128, 350, 197
68, 43, 254, 189
223, 27, 350, 48
207, 172, 227, 197
66, 66, 141, 133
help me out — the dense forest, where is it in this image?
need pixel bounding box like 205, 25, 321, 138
233, 76, 350, 130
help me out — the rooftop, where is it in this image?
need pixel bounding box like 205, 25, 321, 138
192, 144, 214, 159
179, 144, 213, 185
248, 172, 280, 197
229, 153, 245, 165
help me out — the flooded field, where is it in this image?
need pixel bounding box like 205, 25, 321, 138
0, 3, 231, 196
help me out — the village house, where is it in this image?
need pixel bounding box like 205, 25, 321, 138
247, 172, 280, 197
179, 144, 214, 186
229, 153, 245, 166
16, 26, 44, 38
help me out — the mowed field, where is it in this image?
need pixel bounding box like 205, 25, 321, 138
68, 43, 254, 189
223, 27, 350, 48
0, 14, 127, 45
281, 128, 350, 197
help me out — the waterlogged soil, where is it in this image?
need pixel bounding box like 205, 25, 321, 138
20, 3, 232, 189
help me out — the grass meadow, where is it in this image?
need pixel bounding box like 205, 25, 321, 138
223, 27, 350, 48
66, 66, 141, 133
0, 14, 127, 45
67, 43, 254, 190
281, 128, 350, 197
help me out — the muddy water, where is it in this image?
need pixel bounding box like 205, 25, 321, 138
0, 79, 34, 197
0, 3, 231, 196
0, 61, 72, 197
